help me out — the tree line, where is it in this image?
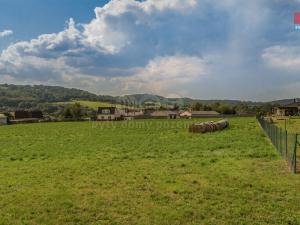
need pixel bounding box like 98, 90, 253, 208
0, 84, 279, 118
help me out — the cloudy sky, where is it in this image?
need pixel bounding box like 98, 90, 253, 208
0, 0, 299, 101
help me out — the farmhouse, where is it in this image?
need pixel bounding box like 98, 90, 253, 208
191, 111, 221, 118
0, 114, 8, 125
97, 107, 144, 121
274, 100, 300, 116
97, 107, 122, 121
150, 111, 179, 119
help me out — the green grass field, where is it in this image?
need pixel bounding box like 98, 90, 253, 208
54, 100, 130, 110
1, 118, 300, 225
274, 117, 300, 134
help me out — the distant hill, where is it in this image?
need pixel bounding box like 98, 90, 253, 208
116, 94, 263, 107
115, 94, 194, 106
0, 83, 297, 110
270, 98, 300, 106
0, 84, 115, 108
0, 84, 97, 101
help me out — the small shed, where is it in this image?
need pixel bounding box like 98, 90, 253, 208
0, 114, 8, 125
150, 111, 179, 119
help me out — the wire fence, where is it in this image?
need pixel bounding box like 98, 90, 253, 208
257, 117, 299, 173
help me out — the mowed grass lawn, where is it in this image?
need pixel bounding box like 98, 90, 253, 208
1, 118, 300, 225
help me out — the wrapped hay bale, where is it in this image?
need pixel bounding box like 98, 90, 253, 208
189, 120, 229, 133
189, 121, 212, 133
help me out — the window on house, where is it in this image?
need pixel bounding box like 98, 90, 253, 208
102, 109, 111, 114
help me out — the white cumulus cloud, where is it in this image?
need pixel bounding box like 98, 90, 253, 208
112, 55, 208, 96
0, 0, 205, 91
262, 46, 300, 70
0, 0, 299, 100
0, 30, 13, 38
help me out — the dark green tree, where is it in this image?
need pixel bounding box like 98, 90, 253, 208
192, 102, 203, 111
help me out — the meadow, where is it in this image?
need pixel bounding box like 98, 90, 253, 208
1, 118, 300, 225
274, 117, 300, 134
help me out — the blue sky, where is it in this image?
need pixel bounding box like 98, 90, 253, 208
0, 0, 299, 101
0, 0, 109, 50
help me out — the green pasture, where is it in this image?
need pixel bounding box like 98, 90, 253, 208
0, 118, 300, 225
274, 117, 300, 134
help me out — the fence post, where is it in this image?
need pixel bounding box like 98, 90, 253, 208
293, 134, 298, 173
285, 119, 287, 131
285, 130, 288, 159
280, 128, 282, 152
279, 128, 282, 154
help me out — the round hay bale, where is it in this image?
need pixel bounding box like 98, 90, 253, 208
189, 119, 229, 133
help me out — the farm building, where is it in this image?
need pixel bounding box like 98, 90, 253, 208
30, 111, 44, 119
274, 101, 300, 116
97, 107, 144, 121
14, 110, 43, 119
191, 111, 221, 118
14, 110, 30, 119
0, 114, 8, 125
10, 110, 44, 124
97, 107, 122, 121
150, 111, 179, 119
124, 109, 144, 120
180, 111, 192, 119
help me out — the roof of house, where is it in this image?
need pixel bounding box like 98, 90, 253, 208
278, 102, 300, 108
191, 111, 220, 115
